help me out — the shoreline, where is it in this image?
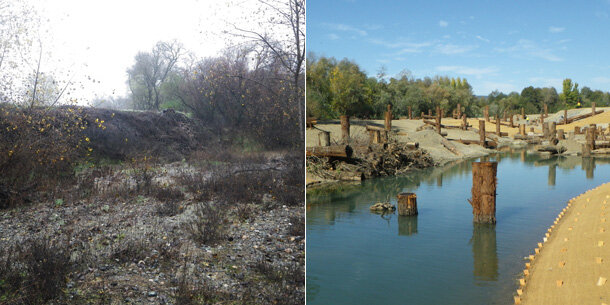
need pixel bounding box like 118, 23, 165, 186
515, 182, 610, 304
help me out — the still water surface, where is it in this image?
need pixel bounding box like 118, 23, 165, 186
306, 151, 610, 305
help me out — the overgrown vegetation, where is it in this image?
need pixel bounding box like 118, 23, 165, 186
307, 53, 610, 120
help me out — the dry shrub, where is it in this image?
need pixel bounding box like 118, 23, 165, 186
0, 105, 92, 208
288, 215, 304, 236
0, 238, 71, 304
154, 186, 184, 216
187, 202, 228, 246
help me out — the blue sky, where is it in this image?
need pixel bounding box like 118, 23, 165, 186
307, 0, 610, 95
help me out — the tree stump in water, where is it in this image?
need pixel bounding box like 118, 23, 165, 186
340, 115, 350, 143
542, 122, 549, 139
397, 192, 417, 216
470, 162, 497, 224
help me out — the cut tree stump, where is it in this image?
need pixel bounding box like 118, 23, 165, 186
340, 115, 350, 143
470, 162, 497, 224
397, 192, 418, 216
318, 130, 330, 146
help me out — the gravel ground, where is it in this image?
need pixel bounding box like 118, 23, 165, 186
0, 155, 304, 304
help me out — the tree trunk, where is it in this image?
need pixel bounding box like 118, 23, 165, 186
470, 162, 497, 224
462, 114, 468, 130
408, 106, 412, 120
397, 192, 418, 216
479, 120, 486, 147
495, 115, 501, 135
340, 115, 350, 143
436, 106, 442, 135
485, 105, 490, 122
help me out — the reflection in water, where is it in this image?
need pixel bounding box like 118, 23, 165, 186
397, 216, 418, 236
548, 164, 556, 186
471, 223, 498, 282
582, 157, 595, 179
307, 150, 610, 305
437, 174, 443, 187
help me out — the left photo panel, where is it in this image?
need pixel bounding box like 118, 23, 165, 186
0, 0, 304, 304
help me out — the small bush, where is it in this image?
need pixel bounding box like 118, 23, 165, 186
0, 238, 71, 304
288, 215, 304, 237
187, 202, 228, 246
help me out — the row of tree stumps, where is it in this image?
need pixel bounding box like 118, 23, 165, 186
395, 161, 497, 223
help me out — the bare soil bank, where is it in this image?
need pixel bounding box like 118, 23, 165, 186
518, 182, 610, 305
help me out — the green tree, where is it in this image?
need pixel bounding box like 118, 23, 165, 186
559, 78, 580, 108
328, 59, 369, 115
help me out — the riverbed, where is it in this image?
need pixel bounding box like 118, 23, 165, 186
306, 150, 610, 304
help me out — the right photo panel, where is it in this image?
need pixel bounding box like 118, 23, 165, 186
305, 1, 610, 304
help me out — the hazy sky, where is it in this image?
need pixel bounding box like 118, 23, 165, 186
307, 0, 610, 95
30, 0, 264, 103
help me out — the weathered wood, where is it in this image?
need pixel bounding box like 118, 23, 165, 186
592, 148, 610, 155
542, 122, 549, 139
453, 139, 498, 148
470, 162, 497, 224
318, 130, 330, 146
558, 110, 604, 125
510, 113, 514, 128
408, 106, 412, 120
306, 117, 317, 128
543, 103, 548, 118
564, 109, 568, 125
384, 104, 392, 131
457, 103, 462, 118
587, 124, 597, 151
592, 102, 596, 115
306, 145, 353, 158
557, 129, 565, 140
479, 120, 486, 147
436, 106, 442, 135
441, 138, 462, 155
368, 130, 381, 144
422, 114, 437, 120
485, 105, 490, 122
495, 115, 501, 135
549, 122, 557, 145
519, 124, 526, 136
574, 126, 581, 134
397, 192, 418, 216
582, 143, 591, 157
462, 114, 468, 130
487, 131, 508, 137
340, 115, 350, 143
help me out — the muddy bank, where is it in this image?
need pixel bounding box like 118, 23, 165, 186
306, 108, 610, 186
516, 182, 610, 304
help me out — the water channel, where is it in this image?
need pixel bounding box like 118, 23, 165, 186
306, 150, 610, 304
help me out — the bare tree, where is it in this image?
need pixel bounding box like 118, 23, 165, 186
230, 0, 305, 143
127, 40, 182, 110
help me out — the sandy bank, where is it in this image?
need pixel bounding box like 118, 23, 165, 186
517, 182, 610, 305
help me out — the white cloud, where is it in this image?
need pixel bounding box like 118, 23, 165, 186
439, 20, 449, 27
436, 65, 498, 78
322, 23, 367, 36
495, 39, 563, 62
435, 43, 477, 55
369, 38, 432, 52
475, 35, 490, 43
327, 33, 340, 40
549, 26, 565, 33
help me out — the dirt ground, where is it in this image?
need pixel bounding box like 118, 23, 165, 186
519, 182, 610, 305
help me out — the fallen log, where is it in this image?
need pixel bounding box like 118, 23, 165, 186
450, 139, 498, 148
489, 119, 512, 127
306, 145, 353, 158
557, 110, 604, 125
306, 117, 317, 128
441, 138, 462, 155
591, 148, 610, 155
422, 114, 436, 120
536, 145, 566, 155
365, 124, 386, 132
422, 119, 462, 129
486, 131, 508, 137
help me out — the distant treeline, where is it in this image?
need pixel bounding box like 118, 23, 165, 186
306, 53, 610, 119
